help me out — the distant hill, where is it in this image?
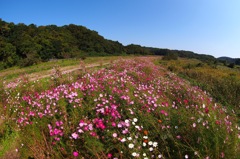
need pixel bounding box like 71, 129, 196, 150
218, 56, 235, 63
0, 19, 238, 69
218, 56, 240, 65
144, 47, 216, 61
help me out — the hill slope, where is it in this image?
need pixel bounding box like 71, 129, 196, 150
1, 57, 239, 158
218, 56, 240, 65
0, 19, 127, 69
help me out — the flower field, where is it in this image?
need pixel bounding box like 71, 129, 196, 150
0, 58, 239, 158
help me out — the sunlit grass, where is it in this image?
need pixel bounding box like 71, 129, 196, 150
0, 56, 133, 82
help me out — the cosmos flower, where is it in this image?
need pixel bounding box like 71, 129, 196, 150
73, 151, 79, 157
72, 132, 79, 139
128, 143, 134, 149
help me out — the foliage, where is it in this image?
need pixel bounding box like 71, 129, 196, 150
228, 63, 235, 68
125, 44, 151, 55
0, 19, 126, 69
0, 37, 18, 68
145, 47, 216, 62
162, 52, 178, 60
236, 58, 240, 65
1, 58, 239, 158
218, 57, 240, 66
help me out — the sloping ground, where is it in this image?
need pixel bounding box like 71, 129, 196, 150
0, 59, 109, 82
27, 62, 110, 82
160, 58, 240, 120
1, 57, 239, 158
2, 62, 110, 89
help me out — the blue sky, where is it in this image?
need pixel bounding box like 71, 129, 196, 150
1, 0, 240, 58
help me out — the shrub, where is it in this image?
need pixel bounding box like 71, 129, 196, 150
228, 63, 235, 68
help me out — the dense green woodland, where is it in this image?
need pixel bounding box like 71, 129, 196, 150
0, 19, 239, 69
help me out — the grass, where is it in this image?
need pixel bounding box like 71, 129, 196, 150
0, 57, 239, 158
0, 121, 20, 159
0, 56, 131, 82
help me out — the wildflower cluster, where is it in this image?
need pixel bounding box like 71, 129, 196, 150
2, 58, 239, 158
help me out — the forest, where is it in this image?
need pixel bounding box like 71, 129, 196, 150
0, 19, 239, 70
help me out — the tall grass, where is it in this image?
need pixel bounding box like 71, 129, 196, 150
159, 58, 240, 122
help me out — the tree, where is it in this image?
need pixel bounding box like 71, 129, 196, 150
235, 58, 240, 65
0, 39, 18, 68
162, 52, 178, 60
19, 52, 40, 67
125, 44, 151, 55
228, 63, 235, 68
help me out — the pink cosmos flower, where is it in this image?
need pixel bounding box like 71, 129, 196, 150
107, 153, 112, 158
112, 122, 116, 127
90, 131, 97, 137
72, 132, 79, 139
205, 107, 209, 114
176, 135, 181, 139
122, 129, 129, 134
38, 112, 43, 118
112, 133, 117, 138
79, 120, 85, 127
88, 124, 93, 130
117, 123, 122, 128
73, 151, 79, 157
193, 123, 196, 128
160, 110, 168, 116
56, 121, 63, 126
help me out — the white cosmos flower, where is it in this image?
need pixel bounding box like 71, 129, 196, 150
143, 142, 147, 147
133, 118, 138, 122
149, 147, 153, 151
202, 104, 205, 108
132, 152, 137, 157
153, 142, 158, 147
135, 125, 140, 129
148, 141, 153, 145
128, 143, 134, 149
121, 138, 126, 142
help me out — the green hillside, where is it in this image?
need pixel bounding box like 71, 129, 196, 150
2, 19, 238, 71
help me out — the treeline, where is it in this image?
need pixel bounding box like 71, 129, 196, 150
0, 19, 237, 69
217, 57, 240, 66
0, 19, 128, 69
144, 47, 216, 61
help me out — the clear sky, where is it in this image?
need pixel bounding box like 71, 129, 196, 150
1, 0, 240, 58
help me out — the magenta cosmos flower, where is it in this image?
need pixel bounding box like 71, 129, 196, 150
73, 151, 79, 157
